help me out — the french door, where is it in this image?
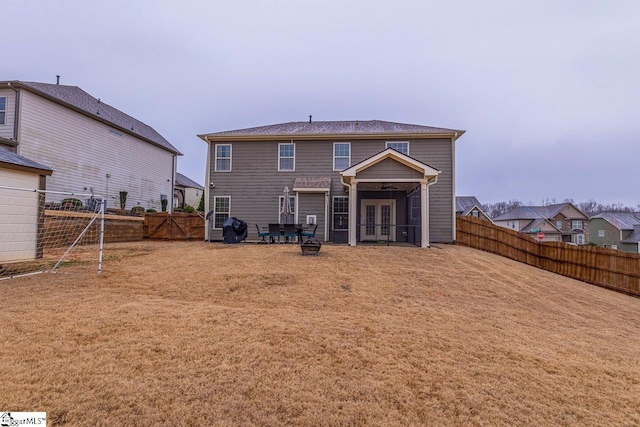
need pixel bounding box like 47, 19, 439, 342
360, 199, 396, 241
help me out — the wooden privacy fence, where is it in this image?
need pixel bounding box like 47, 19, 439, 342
144, 212, 204, 240
456, 215, 640, 296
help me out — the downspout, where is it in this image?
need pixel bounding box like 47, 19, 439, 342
171, 153, 177, 213
324, 191, 329, 242
451, 131, 458, 243
423, 176, 438, 248
204, 137, 212, 241
7, 82, 20, 144
340, 174, 353, 246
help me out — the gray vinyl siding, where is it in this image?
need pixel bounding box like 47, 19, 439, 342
297, 193, 325, 241
357, 158, 424, 180
209, 137, 455, 243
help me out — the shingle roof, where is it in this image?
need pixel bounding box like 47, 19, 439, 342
591, 212, 640, 231
0, 146, 52, 173
6, 81, 180, 155
622, 225, 640, 244
293, 177, 331, 190
493, 203, 581, 221
200, 120, 464, 140
175, 172, 203, 189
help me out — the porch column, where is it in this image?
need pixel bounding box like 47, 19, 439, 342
349, 181, 358, 246
421, 181, 429, 248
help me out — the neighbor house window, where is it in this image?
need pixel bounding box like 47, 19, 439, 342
576, 234, 584, 245
333, 143, 351, 171
0, 96, 6, 125
333, 197, 349, 230
598, 229, 605, 237
556, 221, 563, 230
213, 196, 230, 228
279, 196, 296, 223
571, 220, 583, 230
472, 210, 480, 218
215, 144, 232, 172
386, 141, 409, 155
279, 143, 295, 171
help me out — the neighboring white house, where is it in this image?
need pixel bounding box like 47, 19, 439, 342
0, 147, 52, 262
0, 80, 181, 211
174, 172, 204, 209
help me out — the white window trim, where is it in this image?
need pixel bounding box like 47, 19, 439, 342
333, 196, 349, 231
214, 144, 232, 172
333, 142, 351, 171
385, 141, 409, 155
571, 220, 583, 230
0, 96, 6, 125
213, 196, 231, 229
278, 143, 295, 172
598, 229, 605, 237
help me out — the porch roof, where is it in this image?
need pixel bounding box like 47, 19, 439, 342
340, 148, 440, 186
293, 177, 331, 192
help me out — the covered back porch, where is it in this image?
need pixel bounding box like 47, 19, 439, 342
340, 148, 440, 248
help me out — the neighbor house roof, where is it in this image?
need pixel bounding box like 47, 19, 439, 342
175, 172, 203, 189
455, 196, 483, 215
493, 203, 584, 221
199, 120, 465, 141
0, 146, 53, 174
1, 81, 180, 155
591, 212, 640, 231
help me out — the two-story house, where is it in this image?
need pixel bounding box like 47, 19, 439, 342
198, 120, 464, 247
0, 80, 181, 211
493, 202, 589, 243
589, 212, 640, 253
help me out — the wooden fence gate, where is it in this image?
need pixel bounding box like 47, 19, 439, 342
144, 212, 205, 240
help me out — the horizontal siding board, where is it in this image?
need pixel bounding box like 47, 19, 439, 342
17, 91, 174, 211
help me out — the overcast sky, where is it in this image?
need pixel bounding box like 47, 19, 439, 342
6, 0, 639, 206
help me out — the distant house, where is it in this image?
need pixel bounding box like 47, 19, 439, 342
493, 203, 588, 244
174, 172, 204, 209
455, 196, 493, 222
589, 212, 640, 253
199, 120, 465, 246
0, 80, 181, 211
0, 147, 52, 262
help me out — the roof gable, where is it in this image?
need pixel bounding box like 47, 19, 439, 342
175, 173, 203, 189
341, 148, 440, 179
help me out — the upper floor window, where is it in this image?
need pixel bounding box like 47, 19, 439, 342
556, 221, 563, 230
472, 210, 480, 218
571, 220, 583, 230
0, 96, 6, 125
386, 141, 409, 155
333, 143, 350, 171
279, 143, 295, 171
215, 144, 232, 172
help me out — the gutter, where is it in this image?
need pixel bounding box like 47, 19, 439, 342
7, 82, 20, 142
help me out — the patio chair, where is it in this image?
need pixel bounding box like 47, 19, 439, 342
255, 224, 270, 244
268, 223, 282, 243
283, 223, 298, 243
301, 224, 318, 238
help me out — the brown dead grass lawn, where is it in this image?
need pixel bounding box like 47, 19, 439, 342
1, 241, 639, 426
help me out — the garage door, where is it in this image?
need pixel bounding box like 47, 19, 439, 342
0, 168, 40, 262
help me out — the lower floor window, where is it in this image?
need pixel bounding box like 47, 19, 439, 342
576, 234, 584, 245
333, 197, 348, 230
214, 196, 230, 228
